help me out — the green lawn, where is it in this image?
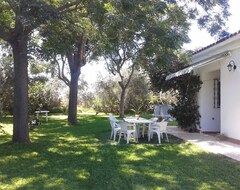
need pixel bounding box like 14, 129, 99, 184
0, 112, 240, 190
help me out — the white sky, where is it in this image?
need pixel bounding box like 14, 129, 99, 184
82, 0, 240, 86
184, 0, 240, 50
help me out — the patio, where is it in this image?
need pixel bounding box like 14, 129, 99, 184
167, 126, 240, 162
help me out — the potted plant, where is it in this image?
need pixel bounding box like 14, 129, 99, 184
130, 103, 144, 120
157, 115, 164, 122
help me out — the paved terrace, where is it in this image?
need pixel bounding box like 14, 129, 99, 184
167, 126, 240, 162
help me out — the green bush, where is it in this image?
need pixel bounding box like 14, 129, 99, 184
93, 71, 152, 115
50, 106, 67, 114
29, 81, 63, 114
169, 73, 202, 131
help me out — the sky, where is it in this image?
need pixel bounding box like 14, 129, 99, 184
184, 0, 240, 50
82, 0, 240, 86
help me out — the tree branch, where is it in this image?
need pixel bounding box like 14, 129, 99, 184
125, 62, 136, 88
55, 55, 70, 87
109, 53, 119, 67
104, 56, 116, 76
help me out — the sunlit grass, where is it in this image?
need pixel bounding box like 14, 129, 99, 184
0, 112, 240, 190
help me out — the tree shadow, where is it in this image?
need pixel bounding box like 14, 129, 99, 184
0, 114, 240, 189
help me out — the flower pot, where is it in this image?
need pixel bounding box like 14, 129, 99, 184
135, 114, 140, 120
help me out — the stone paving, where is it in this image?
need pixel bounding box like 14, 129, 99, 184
167, 126, 240, 162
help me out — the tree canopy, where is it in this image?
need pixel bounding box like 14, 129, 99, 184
144, 0, 230, 92
95, 0, 192, 117
0, 0, 230, 142
0, 0, 87, 142
39, 1, 104, 124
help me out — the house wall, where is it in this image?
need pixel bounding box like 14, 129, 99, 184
191, 35, 240, 141
194, 46, 240, 140
192, 36, 240, 64
220, 50, 240, 140
187, 34, 240, 141
197, 65, 220, 132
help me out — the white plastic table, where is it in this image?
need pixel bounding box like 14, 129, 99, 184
124, 117, 154, 139
35, 110, 50, 122
124, 117, 154, 124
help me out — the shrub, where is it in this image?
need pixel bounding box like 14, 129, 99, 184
50, 106, 67, 114
29, 81, 63, 114
169, 73, 202, 130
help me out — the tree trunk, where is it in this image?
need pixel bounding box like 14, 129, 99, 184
66, 35, 86, 125
11, 35, 30, 143
68, 68, 80, 125
119, 87, 126, 118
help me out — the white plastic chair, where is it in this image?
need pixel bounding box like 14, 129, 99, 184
159, 122, 169, 142
148, 122, 168, 144
118, 121, 137, 144
141, 117, 158, 138
109, 114, 121, 141
109, 114, 119, 122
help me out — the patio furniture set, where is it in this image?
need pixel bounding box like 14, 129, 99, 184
109, 114, 169, 144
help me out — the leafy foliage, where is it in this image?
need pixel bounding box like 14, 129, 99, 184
0, 0, 230, 142
93, 76, 120, 114
39, 1, 105, 124
0, 0, 87, 142
0, 44, 14, 113
77, 76, 95, 109
28, 61, 63, 114
96, 0, 191, 117
145, 0, 230, 130
145, 50, 191, 92
179, 0, 230, 37
125, 71, 151, 114
0, 102, 5, 126
144, 48, 203, 130
169, 73, 202, 130
150, 91, 177, 106
28, 81, 63, 114
93, 71, 151, 115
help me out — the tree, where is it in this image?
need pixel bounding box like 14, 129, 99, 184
93, 75, 120, 114
40, 2, 104, 125
180, 0, 230, 37
98, 0, 191, 117
93, 70, 152, 115
0, 0, 82, 143
125, 71, 151, 114
77, 76, 94, 109
144, 1, 230, 130
146, 50, 191, 92
145, 0, 230, 88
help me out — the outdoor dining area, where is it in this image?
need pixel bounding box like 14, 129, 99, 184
109, 114, 169, 144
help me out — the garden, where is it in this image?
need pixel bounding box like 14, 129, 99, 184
0, 112, 240, 190
1, 1, 239, 189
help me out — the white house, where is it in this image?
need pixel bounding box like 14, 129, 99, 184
166, 31, 240, 143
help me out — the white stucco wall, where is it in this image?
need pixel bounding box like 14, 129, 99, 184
169, 33, 240, 140
220, 50, 240, 140
197, 66, 220, 132
190, 34, 240, 141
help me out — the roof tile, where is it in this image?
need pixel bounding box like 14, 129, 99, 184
192, 30, 240, 55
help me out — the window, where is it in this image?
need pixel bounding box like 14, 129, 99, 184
213, 79, 220, 108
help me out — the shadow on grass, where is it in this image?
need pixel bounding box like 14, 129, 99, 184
0, 113, 240, 190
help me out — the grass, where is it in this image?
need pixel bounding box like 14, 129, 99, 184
0, 112, 240, 190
